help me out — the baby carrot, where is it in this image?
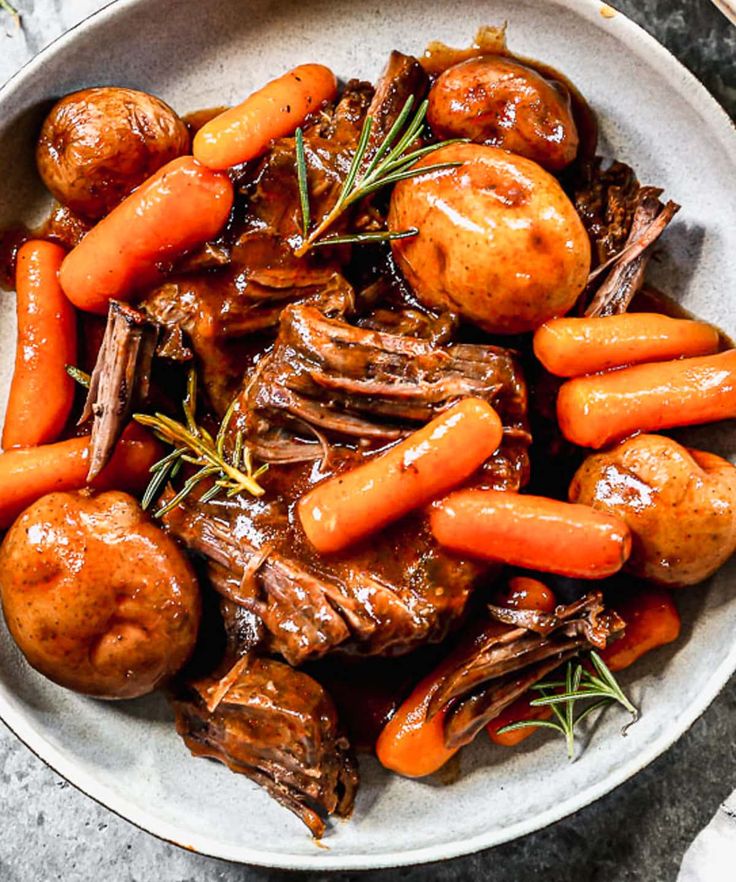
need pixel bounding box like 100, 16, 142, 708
493, 576, 558, 614
534, 313, 720, 378
376, 665, 460, 778
557, 349, 736, 449
601, 588, 681, 672
193, 64, 338, 170
2, 241, 76, 449
430, 489, 631, 579
298, 398, 504, 553
0, 423, 160, 529
59, 157, 234, 314
487, 694, 554, 747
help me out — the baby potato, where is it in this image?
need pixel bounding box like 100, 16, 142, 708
0, 490, 201, 699
388, 143, 590, 334
427, 56, 579, 171
37, 87, 190, 219
569, 434, 736, 587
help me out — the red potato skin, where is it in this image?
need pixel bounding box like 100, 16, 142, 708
0, 490, 200, 698
534, 313, 720, 378
193, 64, 338, 170
2, 241, 77, 449
36, 87, 191, 219
59, 156, 234, 314
569, 434, 736, 587
427, 56, 579, 171
430, 489, 631, 579
0, 423, 160, 530
557, 349, 736, 449
298, 398, 504, 553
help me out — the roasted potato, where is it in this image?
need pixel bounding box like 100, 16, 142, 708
388, 143, 590, 334
36, 87, 190, 219
0, 490, 201, 698
427, 56, 579, 171
569, 434, 736, 587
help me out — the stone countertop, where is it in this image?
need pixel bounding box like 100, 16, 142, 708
0, 1, 734, 880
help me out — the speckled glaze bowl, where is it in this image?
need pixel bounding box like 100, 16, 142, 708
0, 0, 735, 870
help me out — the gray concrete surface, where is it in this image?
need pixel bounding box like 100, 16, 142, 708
0, 1, 734, 879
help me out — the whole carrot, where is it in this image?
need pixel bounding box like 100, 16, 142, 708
194, 64, 338, 170
2, 241, 76, 449
298, 398, 504, 553
430, 489, 631, 579
0, 423, 160, 529
601, 588, 681, 672
376, 663, 460, 778
557, 349, 736, 449
534, 313, 720, 378
59, 156, 234, 314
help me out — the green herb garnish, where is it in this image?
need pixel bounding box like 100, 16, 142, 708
293, 94, 464, 256
134, 370, 267, 516
496, 651, 639, 760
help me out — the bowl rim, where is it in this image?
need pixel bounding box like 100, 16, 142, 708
0, 0, 735, 870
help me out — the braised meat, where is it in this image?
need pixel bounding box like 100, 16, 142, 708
425, 592, 623, 748
81, 300, 158, 479
162, 483, 486, 666
142, 272, 354, 414
239, 302, 531, 487
571, 158, 680, 316
172, 656, 358, 837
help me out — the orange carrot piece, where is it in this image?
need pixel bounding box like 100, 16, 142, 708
534, 313, 720, 378
430, 489, 631, 579
493, 576, 558, 614
0, 423, 160, 529
59, 157, 234, 314
601, 588, 681, 672
376, 665, 460, 778
193, 64, 338, 170
556, 349, 736, 449
298, 398, 504, 553
2, 241, 77, 449
487, 694, 554, 747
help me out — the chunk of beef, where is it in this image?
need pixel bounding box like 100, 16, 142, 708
80, 300, 158, 480
161, 469, 487, 666
172, 656, 358, 837
571, 158, 680, 316
364, 51, 429, 158
239, 302, 530, 487
424, 592, 624, 748
142, 272, 353, 414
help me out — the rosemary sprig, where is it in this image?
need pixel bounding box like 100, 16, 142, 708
293, 95, 464, 256
134, 370, 267, 517
496, 652, 639, 760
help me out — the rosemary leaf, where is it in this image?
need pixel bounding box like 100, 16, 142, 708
311, 228, 419, 248
357, 161, 461, 198
65, 364, 91, 388
295, 128, 311, 239
360, 95, 415, 180
0, 0, 20, 27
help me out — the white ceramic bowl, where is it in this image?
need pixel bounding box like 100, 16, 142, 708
1, 0, 735, 870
